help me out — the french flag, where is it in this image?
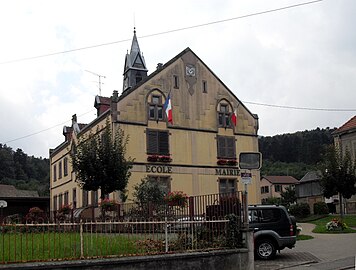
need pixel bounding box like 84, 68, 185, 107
163, 93, 173, 124
231, 108, 237, 126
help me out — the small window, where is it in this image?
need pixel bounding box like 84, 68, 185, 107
219, 178, 236, 194
217, 136, 236, 159
58, 161, 62, 179
202, 80, 207, 93
58, 193, 63, 209
173, 75, 179, 89
261, 186, 270, 194
136, 72, 142, 83
64, 157, 68, 176
64, 191, 69, 205
53, 195, 58, 211
218, 104, 232, 128
147, 129, 169, 155
53, 165, 57, 182
83, 190, 89, 207
275, 185, 282, 192
91, 191, 98, 206
72, 188, 77, 209
148, 95, 164, 121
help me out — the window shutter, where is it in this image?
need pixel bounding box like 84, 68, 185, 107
147, 130, 158, 154
217, 136, 225, 158
226, 137, 235, 158
217, 136, 236, 158
158, 131, 169, 155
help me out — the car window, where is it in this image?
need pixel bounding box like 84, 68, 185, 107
260, 209, 281, 223
248, 209, 259, 223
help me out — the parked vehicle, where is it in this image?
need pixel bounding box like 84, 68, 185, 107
248, 205, 297, 260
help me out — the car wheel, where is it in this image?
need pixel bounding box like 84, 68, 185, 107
255, 239, 277, 260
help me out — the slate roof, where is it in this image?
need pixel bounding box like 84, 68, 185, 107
0, 184, 39, 198
333, 115, 356, 135
299, 171, 321, 183
262, 176, 299, 184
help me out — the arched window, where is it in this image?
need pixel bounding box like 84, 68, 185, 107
148, 92, 164, 122
217, 102, 232, 128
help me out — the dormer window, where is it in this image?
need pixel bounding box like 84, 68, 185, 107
148, 95, 164, 121
218, 104, 232, 128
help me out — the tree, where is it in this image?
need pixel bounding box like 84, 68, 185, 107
71, 120, 133, 199
319, 145, 356, 218
280, 186, 297, 208
132, 177, 165, 205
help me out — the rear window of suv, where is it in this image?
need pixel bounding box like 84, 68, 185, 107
249, 208, 281, 223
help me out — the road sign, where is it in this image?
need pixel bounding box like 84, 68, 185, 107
241, 172, 252, 185
0, 200, 7, 208
239, 152, 262, 170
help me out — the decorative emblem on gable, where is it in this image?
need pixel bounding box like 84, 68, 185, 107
182, 52, 198, 96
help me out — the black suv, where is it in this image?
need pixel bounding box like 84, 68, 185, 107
248, 205, 297, 260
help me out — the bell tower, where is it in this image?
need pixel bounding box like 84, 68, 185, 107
123, 28, 148, 92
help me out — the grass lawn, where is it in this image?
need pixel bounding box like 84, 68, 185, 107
310, 215, 356, 233
0, 232, 152, 263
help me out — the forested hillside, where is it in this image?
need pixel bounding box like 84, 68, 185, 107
0, 144, 49, 196
259, 128, 335, 179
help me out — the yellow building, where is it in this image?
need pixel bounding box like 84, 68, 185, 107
49, 30, 261, 214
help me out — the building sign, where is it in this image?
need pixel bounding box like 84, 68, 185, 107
241, 172, 252, 185
146, 165, 172, 174
215, 168, 239, 176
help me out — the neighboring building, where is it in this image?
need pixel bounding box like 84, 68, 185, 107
296, 171, 325, 213
49, 30, 261, 218
0, 184, 49, 222
260, 176, 298, 203
332, 115, 356, 214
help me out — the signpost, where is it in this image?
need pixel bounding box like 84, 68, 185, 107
239, 152, 262, 228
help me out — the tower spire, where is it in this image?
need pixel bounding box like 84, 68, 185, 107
123, 28, 148, 92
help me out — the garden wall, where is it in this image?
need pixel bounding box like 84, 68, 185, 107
0, 249, 250, 270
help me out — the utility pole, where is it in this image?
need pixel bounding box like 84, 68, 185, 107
85, 70, 106, 95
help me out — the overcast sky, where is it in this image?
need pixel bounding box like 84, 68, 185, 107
1, 0, 355, 158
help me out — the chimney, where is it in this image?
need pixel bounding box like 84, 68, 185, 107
111, 90, 119, 122
72, 114, 77, 125
63, 126, 72, 142
72, 114, 81, 134
156, 63, 163, 70
112, 90, 119, 103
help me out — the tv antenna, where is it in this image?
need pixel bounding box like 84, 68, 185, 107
85, 70, 106, 95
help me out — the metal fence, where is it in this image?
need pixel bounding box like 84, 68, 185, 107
0, 192, 246, 264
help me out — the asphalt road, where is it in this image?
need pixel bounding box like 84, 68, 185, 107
255, 223, 356, 270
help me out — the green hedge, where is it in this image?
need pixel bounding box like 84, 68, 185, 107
313, 202, 329, 215
289, 203, 310, 218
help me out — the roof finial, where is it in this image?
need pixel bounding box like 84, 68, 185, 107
134, 27, 136, 34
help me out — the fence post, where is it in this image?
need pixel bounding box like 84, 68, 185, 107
165, 217, 168, 253
80, 219, 84, 258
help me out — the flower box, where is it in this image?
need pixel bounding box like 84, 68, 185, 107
165, 191, 188, 208
147, 155, 172, 163
217, 158, 237, 166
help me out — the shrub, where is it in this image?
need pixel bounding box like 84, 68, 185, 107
313, 202, 329, 215
289, 203, 310, 218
